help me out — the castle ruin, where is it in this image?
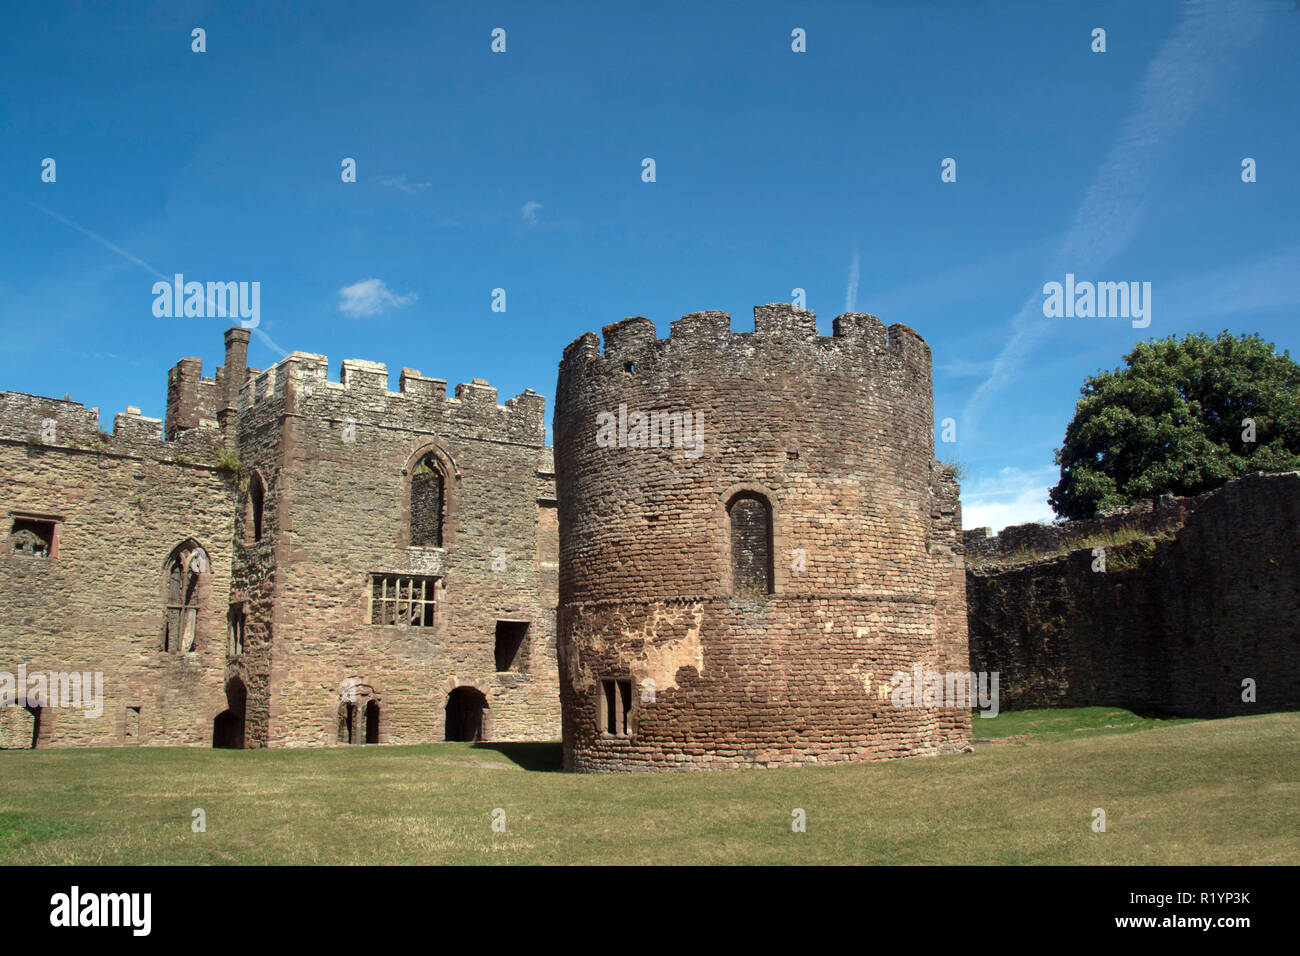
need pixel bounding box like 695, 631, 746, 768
553, 304, 971, 771
2, 304, 973, 770
0, 328, 560, 748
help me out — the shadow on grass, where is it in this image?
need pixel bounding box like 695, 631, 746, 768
473, 742, 563, 772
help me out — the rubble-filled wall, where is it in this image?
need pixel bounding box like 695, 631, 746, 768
966, 472, 1300, 717
0, 391, 236, 747
1, 325, 561, 749
237, 348, 560, 747
554, 303, 971, 772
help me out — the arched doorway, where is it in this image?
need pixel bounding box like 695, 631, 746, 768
445, 687, 488, 742
213, 677, 247, 749
337, 679, 381, 745
340, 701, 357, 743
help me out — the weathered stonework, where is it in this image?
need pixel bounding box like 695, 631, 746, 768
554, 304, 971, 771
0, 328, 560, 748
965, 472, 1300, 717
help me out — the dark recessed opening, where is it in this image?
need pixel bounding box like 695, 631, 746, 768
10, 518, 55, 557
247, 473, 265, 542
494, 620, 530, 673
601, 679, 632, 737
364, 700, 380, 744
125, 706, 140, 745
213, 677, 247, 749
445, 687, 488, 742
340, 701, 356, 743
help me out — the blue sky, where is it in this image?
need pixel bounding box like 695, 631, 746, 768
2, 1, 1296, 530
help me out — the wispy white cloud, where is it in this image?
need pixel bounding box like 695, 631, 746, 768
962, 1, 1266, 437
513, 200, 577, 233
6, 191, 290, 359
937, 356, 997, 379
377, 174, 431, 195
8, 192, 167, 279
961, 465, 1058, 532
338, 278, 418, 317
844, 244, 860, 313
868, 237, 1052, 317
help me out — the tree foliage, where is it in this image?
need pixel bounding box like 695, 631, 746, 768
1049, 331, 1300, 519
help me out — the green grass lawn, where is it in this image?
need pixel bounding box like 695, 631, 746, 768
2, 709, 1296, 865
972, 705, 1205, 739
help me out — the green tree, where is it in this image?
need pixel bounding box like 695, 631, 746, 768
1049, 331, 1300, 519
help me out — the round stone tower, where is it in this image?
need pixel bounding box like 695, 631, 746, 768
554, 303, 971, 772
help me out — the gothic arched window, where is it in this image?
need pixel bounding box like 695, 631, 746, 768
410, 455, 446, 547
163, 542, 207, 652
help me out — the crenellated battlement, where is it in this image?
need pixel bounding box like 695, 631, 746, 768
0, 389, 224, 463
553, 298, 943, 601
559, 303, 932, 384
238, 348, 546, 445
553, 301, 963, 772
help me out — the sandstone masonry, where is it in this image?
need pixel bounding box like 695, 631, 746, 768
0, 328, 559, 748
554, 304, 971, 772
965, 472, 1300, 717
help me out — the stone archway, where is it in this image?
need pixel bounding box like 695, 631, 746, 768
337, 679, 382, 745
213, 676, 247, 749
445, 687, 489, 742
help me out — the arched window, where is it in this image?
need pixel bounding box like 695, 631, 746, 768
728, 493, 773, 598
246, 472, 265, 543
163, 542, 206, 652
410, 455, 445, 547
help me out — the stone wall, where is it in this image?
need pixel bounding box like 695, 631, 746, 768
1, 327, 562, 749
0, 392, 236, 747
554, 304, 971, 771
963, 493, 1199, 564
966, 472, 1300, 717
234, 351, 560, 747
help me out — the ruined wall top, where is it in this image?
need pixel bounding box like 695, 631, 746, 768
0, 389, 224, 463
960, 476, 1300, 565
559, 303, 932, 383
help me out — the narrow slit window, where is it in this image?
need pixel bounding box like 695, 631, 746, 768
228, 604, 246, 657
246, 472, 265, 542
